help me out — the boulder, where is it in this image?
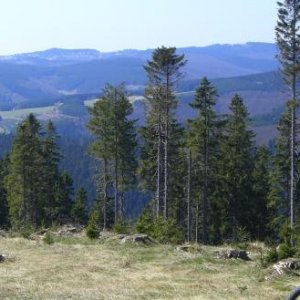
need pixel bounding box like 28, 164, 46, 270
120, 234, 155, 245
216, 249, 250, 261
273, 259, 300, 275
0, 254, 6, 262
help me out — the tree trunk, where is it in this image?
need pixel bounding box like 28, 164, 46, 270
103, 158, 108, 230
187, 149, 191, 243
202, 93, 209, 244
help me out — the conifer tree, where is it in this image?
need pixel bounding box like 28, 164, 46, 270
218, 95, 255, 240
0, 157, 9, 227
141, 47, 186, 219
41, 121, 61, 225
71, 187, 88, 224
252, 145, 271, 240
88, 84, 137, 227
187, 77, 220, 244
276, 0, 300, 234
5, 114, 43, 228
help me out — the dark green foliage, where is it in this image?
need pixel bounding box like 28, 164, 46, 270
4, 114, 74, 229
71, 188, 88, 224
87, 84, 137, 228
217, 94, 255, 240
140, 46, 186, 222
135, 209, 154, 234
251, 146, 271, 240
113, 220, 130, 234
187, 77, 221, 244
0, 157, 9, 227
86, 209, 100, 239
264, 247, 279, 264
135, 210, 184, 244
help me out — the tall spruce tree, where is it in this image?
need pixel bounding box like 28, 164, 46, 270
0, 157, 9, 227
71, 187, 88, 224
276, 0, 300, 234
218, 95, 255, 240
88, 84, 137, 227
141, 46, 186, 219
41, 121, 61, 225
252, 145, 271, 240
5, 114, 43, 228
187, 77, 220, 244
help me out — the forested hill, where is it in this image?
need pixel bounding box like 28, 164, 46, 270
0, 42, 277, 110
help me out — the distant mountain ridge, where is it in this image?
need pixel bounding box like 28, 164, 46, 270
0, 42, 279, 110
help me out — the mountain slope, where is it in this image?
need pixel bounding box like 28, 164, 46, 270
0, 42, 279, 110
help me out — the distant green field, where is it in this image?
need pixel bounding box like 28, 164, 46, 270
0, 106, 56, 120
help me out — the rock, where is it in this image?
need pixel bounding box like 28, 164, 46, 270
216, 249, 250, 261
0, 254, 6, 262
265, 259, 300, 281
120, 234, 155, 245
273, 259, 300, 275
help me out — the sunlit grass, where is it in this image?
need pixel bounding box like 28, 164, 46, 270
0, 236, 297, 299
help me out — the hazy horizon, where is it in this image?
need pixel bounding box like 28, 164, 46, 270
0, 0, 277, 55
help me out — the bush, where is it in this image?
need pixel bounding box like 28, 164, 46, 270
113, 220, 130, 234
86, 222, 99, 239
277, 243, 295, 260
264, 247, 279, 263
135, 210, 154, 234
135, 209, 184, 244
235, 226, 250, 250
43, 232, 54, 245
86, 206, 100, 239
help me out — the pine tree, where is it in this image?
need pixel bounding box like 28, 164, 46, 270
141, 46, 186, 219
187, 77, 220, 244
5, 114, 43, 228
252, 145, 271, 240
87, 84, 137, 227
218, 95, 255, 240
56, 171, 74, 222
0, 157, 9, 227
71, 187, 88, 224
276, 0, 300, 235
41, 121, 61, 225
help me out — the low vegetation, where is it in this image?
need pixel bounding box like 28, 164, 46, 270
0, 232, 299, 300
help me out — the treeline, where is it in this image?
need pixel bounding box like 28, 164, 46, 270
0, 116, 88, 229
0, 46, 297, 246
0, 0, 299, 248
77, 44, 300, 245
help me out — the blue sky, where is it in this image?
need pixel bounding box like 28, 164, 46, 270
0, 0, 277, 55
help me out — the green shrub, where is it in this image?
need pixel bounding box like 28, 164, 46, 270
113, 220, 130, 234
86, 222, 99, 239
151, 216, 184, 244
43, 232, 54, 245
264, 247, 279, 263
235, 226, 250, 250
277, 243, 295, 260
135, 210, 154, 234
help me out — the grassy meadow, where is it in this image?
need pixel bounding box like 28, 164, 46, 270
0, 234, 298, 300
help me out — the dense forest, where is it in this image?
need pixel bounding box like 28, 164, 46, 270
0, 1, 300, 261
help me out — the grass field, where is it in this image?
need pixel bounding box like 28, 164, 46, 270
0, 234, 298, 300
0, 106, 56, 120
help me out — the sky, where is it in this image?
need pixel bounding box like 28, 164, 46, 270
0, 0, 277, 55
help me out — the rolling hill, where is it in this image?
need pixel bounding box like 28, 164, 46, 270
0, 42, 279, 110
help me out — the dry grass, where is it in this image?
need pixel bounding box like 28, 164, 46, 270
0, 236, 298, 299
